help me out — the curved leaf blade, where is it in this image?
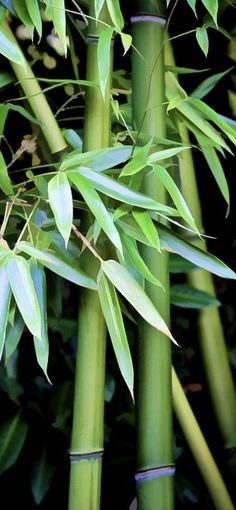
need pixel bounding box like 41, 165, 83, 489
170, 283, 220, 308
48, 172, 73, 247
0, 24, 25, 65
98, 26, 113, 98
0, 413, 28, 476
7, 255, 42, 338
0, 264, 11, 360
25, 0, 42, 37
18, 241, 96, 289
102, 259, 177, 344
97, 269, 134, 398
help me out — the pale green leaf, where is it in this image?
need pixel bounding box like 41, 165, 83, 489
68, 167, 178, 216
25, 0, 42, 37
0, 264, 11, 360
151, 164, 197, 229
62, 129, 82, 150
98, 26, 113, 98
97, 269, 134, 398
120, 32, 132, 55
31, 261, 50, 383
186, 0, 197, 16
0, 151, 13, 195
102, 259, 177, 343
0, 24, 25, 65
158, 223, 236, 279
68, 171, 123, 254
0, 413, 28, 475
120, 140, 152, 177
132, 210, 160, 250
189, 97, 236, 145
121, 234, 162, 287
170, 283, 220, 308
196, 27, 209, 57
201, 0, 218, 25
7, 255, 42, 338
48, 172, 73, 247
18, 241, 96, 289
60, 145, 133, 172
12, 0, 34, 30
106, 0, 124, 32
4, 313, 24, 363
95, 0, 105, 18
147, 146, 190, 164
48, 0, 67, 55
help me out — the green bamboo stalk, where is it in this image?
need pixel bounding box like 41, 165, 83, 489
2, 20, 67, 154
172, 368, 235, 510
68, 4, 112, 509
132, 2, 174, 508
165, 41, 236, 449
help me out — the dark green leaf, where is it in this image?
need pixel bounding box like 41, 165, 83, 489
31, 448, 56, 504
97, 269, 134, 398
4, 312, 24, 363
0, 412, 28, 475
170, 283, 220, 308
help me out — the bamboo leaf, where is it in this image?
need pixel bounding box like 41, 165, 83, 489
48, 172, 73, 247
170, 283, 220, 308
25, 0, 42, 37
157, 223, 236, 279
12, 0, 33, 30
0, 412, 28, 475
0, 263, 11, 360
201, 0, 218, 26
7, 255, 42, 338
120, 32, 132, 55
106, 0, 124, 32
147, 146, 190, 164
31, 261, 50, 383
68, 167, 179, 216
195, 133, 229, 204
97, 269, 134, 398
68, 171, 123, 254
189, 97, 236, 145
121, 234, 163, 287
95, 0, 105, 18
191, 67, 234, 100
102, 259, 177, 343
151, 164, 197, 229
31, 448, 56, 504
186, 0, 197, 16
4, 312, 25, 363
196, 27, 209, 57
51, 0, 67, 55
132, 210, 160, 250
60, 145, 133, 172
120, 140, 152, 177
169, 254, 198, 273
0, 71, 14, 88
98, 26, 113, 98
0, 23, 25, 65
0, 151, 13, 195
18, 241, 96, 289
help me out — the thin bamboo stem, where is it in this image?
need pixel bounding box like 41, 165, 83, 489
2, 20, 67, 154
165, 41, 236, 448
172, 368, 235, 510
68, 3, 112, 509
132, 2, 174, 508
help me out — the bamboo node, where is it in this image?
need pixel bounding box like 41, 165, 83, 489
69, 450, 104, 462
135, 465, 175, 482
131, 15, 166, 26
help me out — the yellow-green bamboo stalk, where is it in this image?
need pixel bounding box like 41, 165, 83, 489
132, 2, 174, 508
172, 368, 235, 510
68, 3, 112, 509
2, 20, 67, 154
165, 41, 236, 448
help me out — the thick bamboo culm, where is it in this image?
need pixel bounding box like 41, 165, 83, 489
132, 2, 174, 508
2, 20, 67, 154
165, 41, 236, 449
68, 3, 112, 509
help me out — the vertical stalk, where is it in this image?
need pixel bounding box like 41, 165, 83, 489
132, 2, 174, 508
165, 42, 236, 449
2, 20, 67, 154
68, 4, 112, 509
172, 368, 235, 510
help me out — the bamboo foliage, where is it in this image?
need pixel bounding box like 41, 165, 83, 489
0, 1, 235, 508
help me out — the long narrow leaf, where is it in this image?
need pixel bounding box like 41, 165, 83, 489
25, 0, 42, 37
121, 234, 163, 287
48, 172, 73, 247
7, 255, 42, 338
60, 145, 133, 172
0, 264, 11, 360
18, 241, 96, 289
0, 24, 25, 65
68, 171, 122, 254
102, 259, 177, 344
0, 413, 28, 475
170, 283, 220, 308
4, 312, 25, 363
98, 26, 113, 98
97, 269, 134, 398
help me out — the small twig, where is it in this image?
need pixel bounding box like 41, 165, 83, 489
14, 198, 40, 251
72, 224, 103, 263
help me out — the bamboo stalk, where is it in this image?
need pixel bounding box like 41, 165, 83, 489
1, 20, 67, 154
68, 3, 112, 509
172, 368, 235, 510
165, 41, 236, 449
132, 2, 174, 508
